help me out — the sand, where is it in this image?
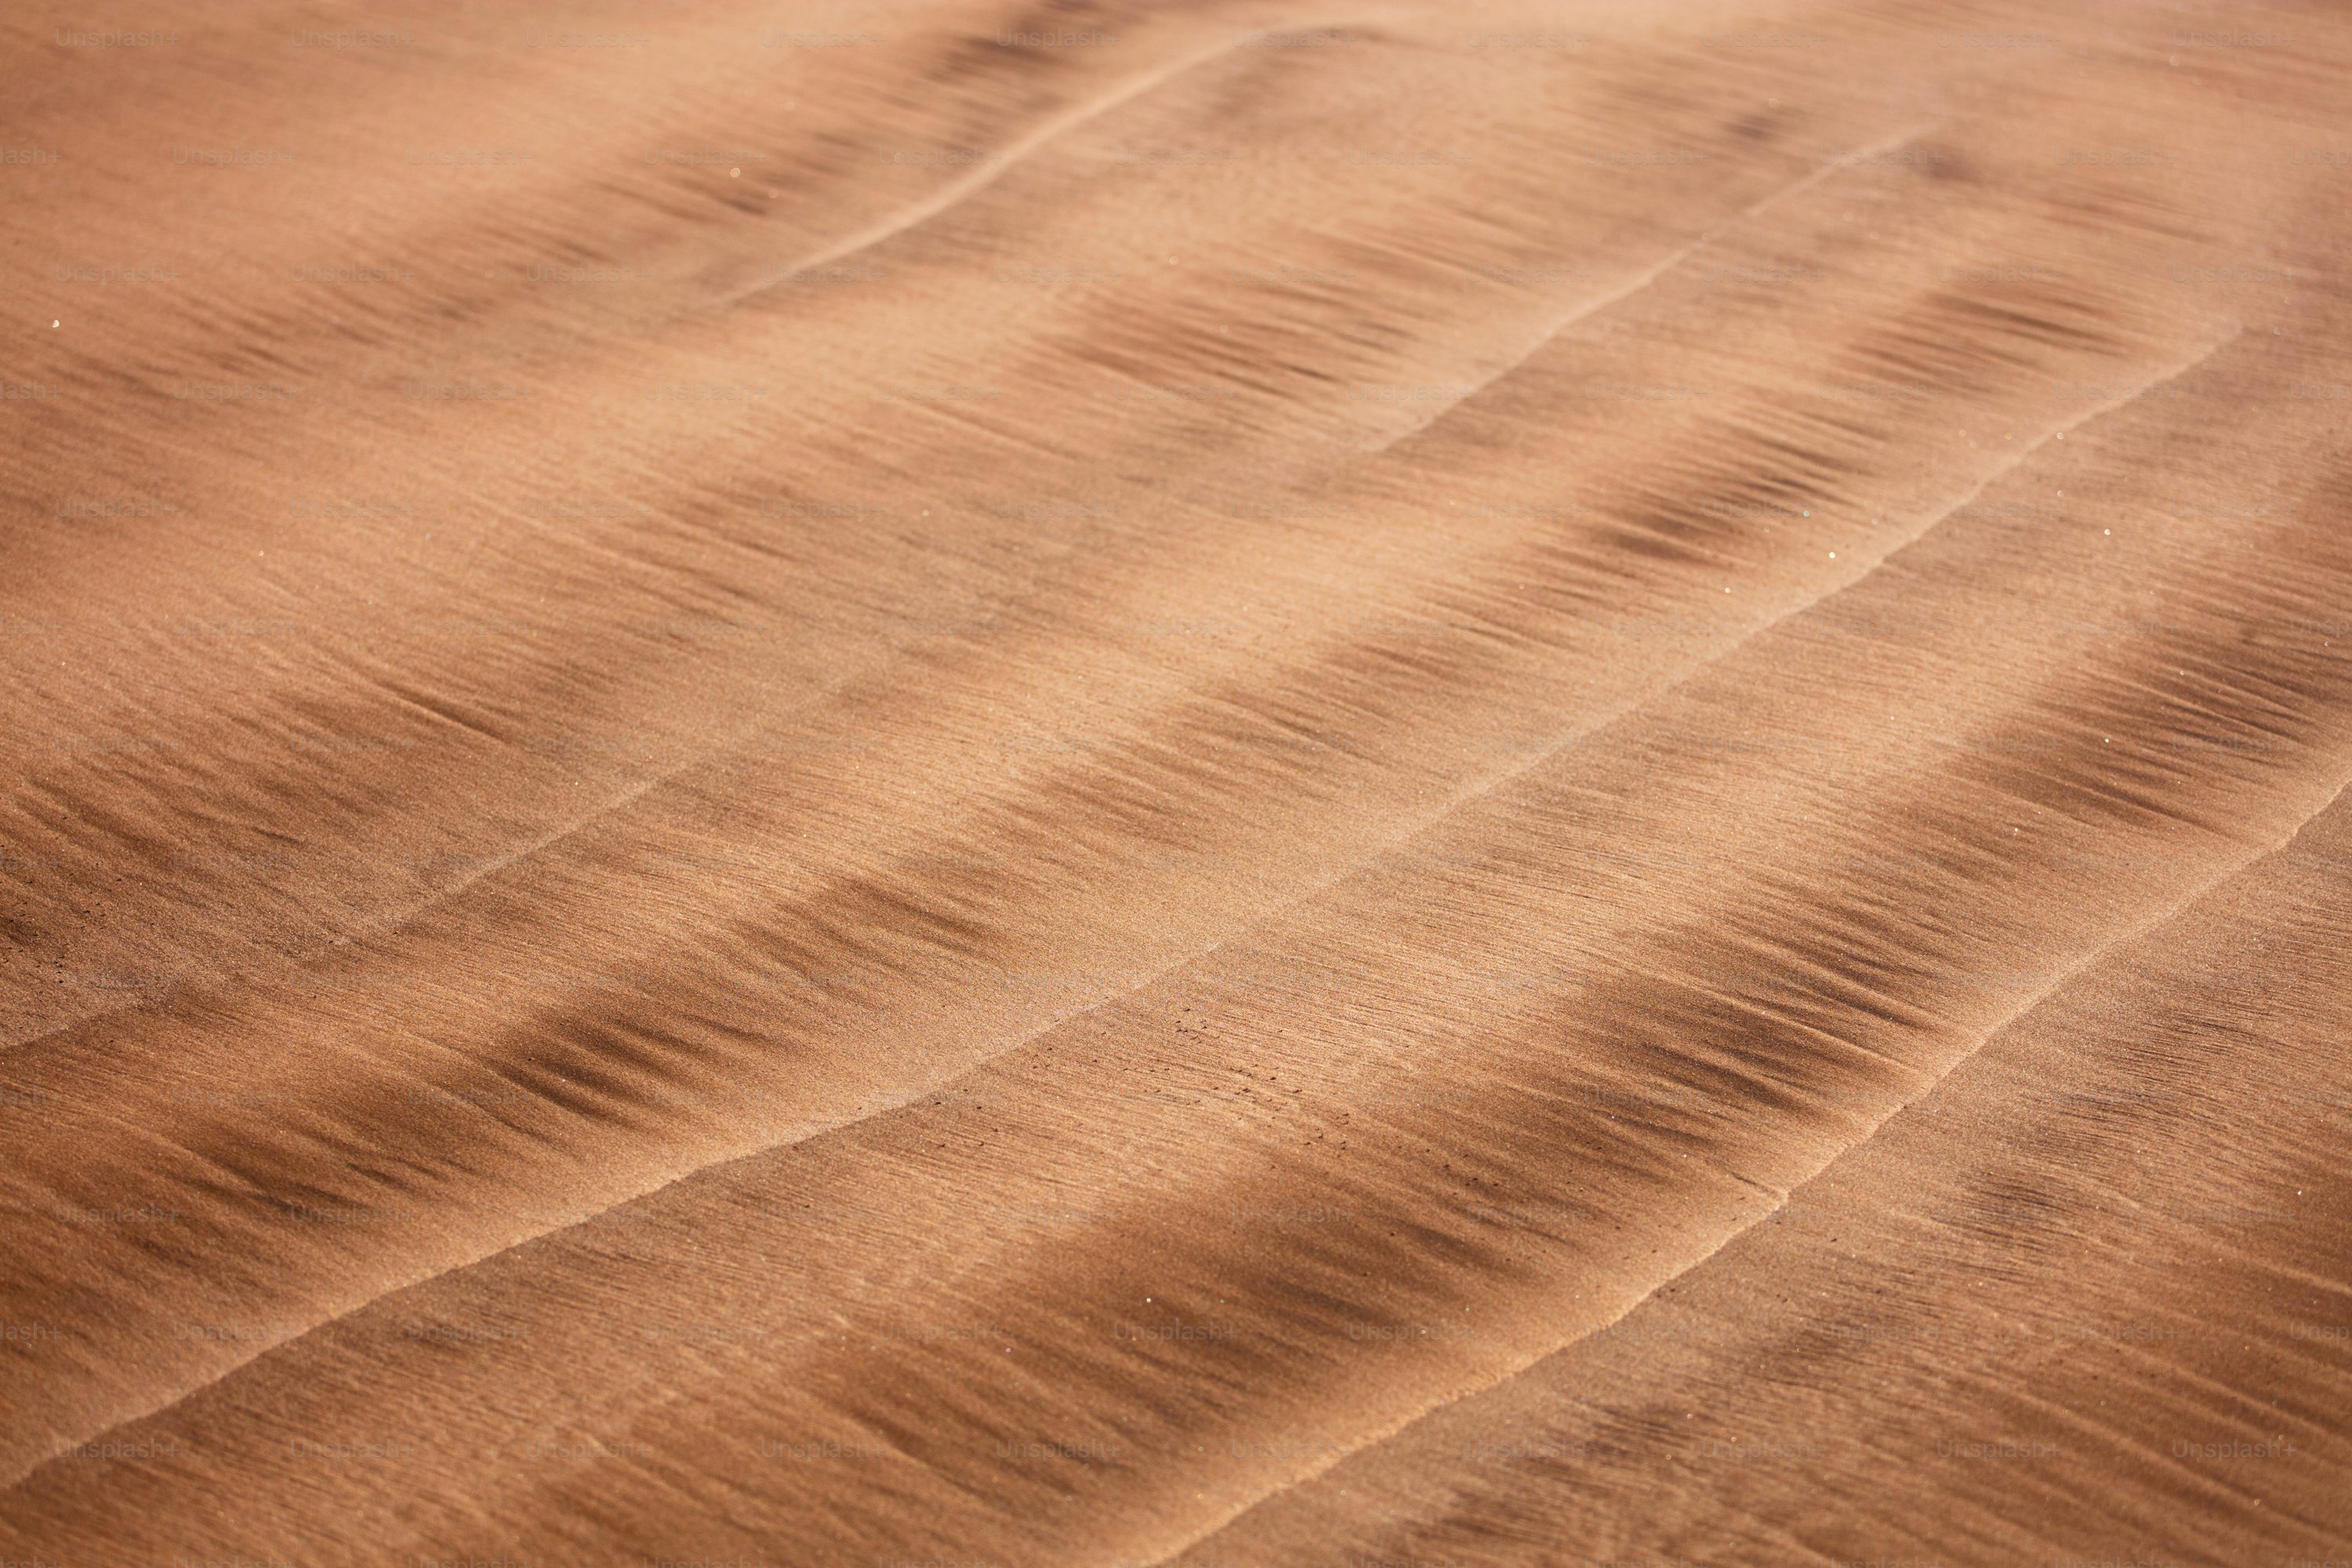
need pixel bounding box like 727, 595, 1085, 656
3, 2, 2348, 1563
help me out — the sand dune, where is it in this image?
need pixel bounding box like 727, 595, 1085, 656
4, 2, 2348, 1563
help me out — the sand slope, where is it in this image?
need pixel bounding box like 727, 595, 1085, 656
3, 1, 2348, 1563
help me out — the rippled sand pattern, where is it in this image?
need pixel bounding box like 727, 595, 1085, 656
4, 2, 2350, 1564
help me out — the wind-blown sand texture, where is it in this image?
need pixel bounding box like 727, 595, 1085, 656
4, 2, 2350, 1563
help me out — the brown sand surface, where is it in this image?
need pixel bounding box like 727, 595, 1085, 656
3, 2, 2349, 1563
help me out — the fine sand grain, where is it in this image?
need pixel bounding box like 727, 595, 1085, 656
3, 2, 2349, 1563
